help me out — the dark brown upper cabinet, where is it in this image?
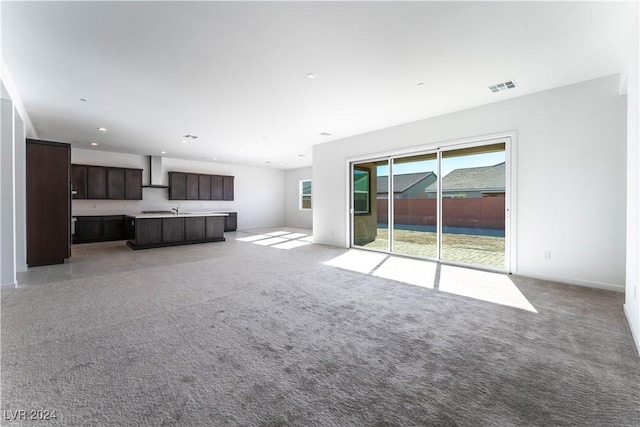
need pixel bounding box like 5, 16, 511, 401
72, 164, 143, 200
169, 171, 234, 201
107, 168, 125, 199
169, 172, 186, 200
87, 166, 107, 199
186, 174, 199, 200
211, 175, 223, 199
198, 175, 211, 200
72, 164, 88, 199
125, 169, 142, 200
223, 176, 234, 201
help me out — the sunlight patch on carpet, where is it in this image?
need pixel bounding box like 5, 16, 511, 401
323, 249, 537, 313
272, 240, 312, 250
323, 250, 388, 274
253, 237, 288, 246
372, 256, 438, 289
437, 265, 537, 312
236, 231, 314, 250
236, 234, 272, 242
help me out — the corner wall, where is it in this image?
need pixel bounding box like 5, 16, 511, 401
624, 12, 640, 354
1, 95, 16, 289
284, 167, 312, 229
313, 75, 627, 291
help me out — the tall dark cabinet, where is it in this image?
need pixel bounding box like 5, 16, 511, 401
26, 139, 71, 266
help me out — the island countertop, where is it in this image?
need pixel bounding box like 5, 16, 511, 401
125, 212, 229, 219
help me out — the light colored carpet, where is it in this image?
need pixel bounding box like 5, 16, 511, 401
2, 229, 638, 426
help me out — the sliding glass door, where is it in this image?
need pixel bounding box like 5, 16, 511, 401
392, 153, 438, 258
351, 138, 509, 271
440, 143, 506, 268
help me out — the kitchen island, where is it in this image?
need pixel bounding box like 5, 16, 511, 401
125, 212, 228, 250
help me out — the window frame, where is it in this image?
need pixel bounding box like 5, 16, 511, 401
353, 167, 371, 215
299, 179, 312, 210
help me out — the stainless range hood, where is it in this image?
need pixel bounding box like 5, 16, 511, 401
143, 155, 169, 188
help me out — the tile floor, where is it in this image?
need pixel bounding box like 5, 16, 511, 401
15, 228, 313, 287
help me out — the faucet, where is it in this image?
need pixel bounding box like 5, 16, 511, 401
172, 204, 180, 215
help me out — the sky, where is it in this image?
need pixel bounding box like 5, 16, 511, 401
377, 151, 505, 178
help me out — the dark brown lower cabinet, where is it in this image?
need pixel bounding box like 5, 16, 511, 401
76, 217, 103, 243
163, 217, 185, 243
136, 219, 162, 246
185, 217, 206, 241
127, 215, 225, 250
26, 139, 71, 266
206, 216, 225, 239
224, 212, 237, 231
103, 216, 126, 240
74, 216, 126, 243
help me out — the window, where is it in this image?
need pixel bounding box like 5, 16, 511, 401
353, 168, 370, 214
300, 180, 312, 210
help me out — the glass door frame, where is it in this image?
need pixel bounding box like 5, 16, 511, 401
348, 134, 514, 273
350, 156, 391, 252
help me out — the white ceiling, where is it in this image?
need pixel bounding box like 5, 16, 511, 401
2, 1, 637, 169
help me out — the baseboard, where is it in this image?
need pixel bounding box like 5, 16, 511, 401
623, 304, 640, 357
515, 271, 625, 293
17, 263, 28, 273
1, 281, 17, 291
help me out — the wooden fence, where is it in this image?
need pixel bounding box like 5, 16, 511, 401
377, 197, 505, 230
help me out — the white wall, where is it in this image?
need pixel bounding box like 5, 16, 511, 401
2, 56, 33, 288
624, 14, 640, 354
284, 167, 313, 229
14, 110, 26, 272
313, 75, 627, 291
71, 149, 285, 229
1, 93, 16, 289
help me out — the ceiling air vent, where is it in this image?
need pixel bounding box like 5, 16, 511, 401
183, 134, 198, 139
489, 80, 517, 93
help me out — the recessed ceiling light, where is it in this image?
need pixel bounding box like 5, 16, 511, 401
181, 140, 187, 144
161, 151, 166, 154
90, 142, 98, 146
97, 127, 107, 132
213, 157, 218, 161
320, 132, 332, 137
307, 73, 316, 79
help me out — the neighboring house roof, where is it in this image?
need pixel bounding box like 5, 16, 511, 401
425, 162, 505, 193
377, 172, 436, 194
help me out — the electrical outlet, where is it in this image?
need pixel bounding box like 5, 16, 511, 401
544, 250, 551, 260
